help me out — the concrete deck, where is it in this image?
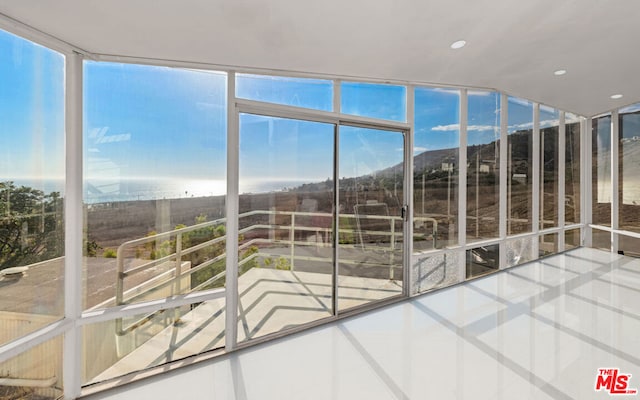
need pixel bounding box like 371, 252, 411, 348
89, 268, 401, 383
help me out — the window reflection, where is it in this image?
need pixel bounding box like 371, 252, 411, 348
466, 244, 499, 278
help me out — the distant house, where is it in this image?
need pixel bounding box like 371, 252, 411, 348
512, 173, 527, 184
479, 159, 496, 173
441, 162, 454, 172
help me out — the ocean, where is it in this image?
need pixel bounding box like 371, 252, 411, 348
84, 178, 314, 204
3, 177, 316, 204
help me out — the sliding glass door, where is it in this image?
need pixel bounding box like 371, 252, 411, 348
237, 110, 407, 341
337, 125, 405, 311
238, 113, 335, 341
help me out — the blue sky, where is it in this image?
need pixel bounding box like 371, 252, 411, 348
84, 62, 227, 182
0, 29, 64, 188
2, 27, 564, 198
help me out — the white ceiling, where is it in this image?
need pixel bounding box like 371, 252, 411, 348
1, 0, 638, 117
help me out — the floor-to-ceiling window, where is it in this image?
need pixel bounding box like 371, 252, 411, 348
0, 23, 592, 396
507, 97, 533, 235
539, 106, 560, 255
466, 91, 501, 278
539, 106, 560, 231
618, 105, 640, 255
565, 113, 581, 226
591, 115, 612, 249
411, 87, 460, 292
83, 62, 228, 383
466, 91, 501, 244
0, 28, 65, 399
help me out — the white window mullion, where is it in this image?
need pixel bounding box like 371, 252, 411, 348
225, 72, 239, 351
63, 51, 84, 400
405, 86, 415, 296
611, 111, 620, 253
583, 118, 592, 247
333, 80, 341, 113
558, 112, 566, 251
532, 103, 541, 258
458, 90, 468, 281
499, 94, 508, 268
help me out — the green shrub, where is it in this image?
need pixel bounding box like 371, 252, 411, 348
103, 248, 117, 258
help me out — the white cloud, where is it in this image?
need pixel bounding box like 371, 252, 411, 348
468, 125, 498, 132
432, 124, 460, 131
508, 122, 534, 131
431, 124, 498, 132
540, 119, 560, 129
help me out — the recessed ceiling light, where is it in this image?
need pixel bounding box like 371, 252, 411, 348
554, 69, 567, 76
611, 94, 623, 99
450, 40, 466, 49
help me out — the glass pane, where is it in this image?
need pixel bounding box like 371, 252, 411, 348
592, 115, 612, 227
236, 74, 333, 111
0, 335, 62, 399
591, 228, 610, 251
238, 114, 334, 341
466, 243, 499, 279
505, 236, 536, 267
338, 125, 404, 310
565, 229, 581, 251
83, 62, 227, 310
540, 106, 559, 229
0, 29, 65, 344
413, 87, 459, 251
467, 91, 500, 242
619, 107, 640, 233
83, 300, 224, 384
539, 233, 559, 257
411, 251, 460, 294
341, 82, 406, 122
619, 235, 640, 257
507, 97, 533, 235
565, 113, 581, 225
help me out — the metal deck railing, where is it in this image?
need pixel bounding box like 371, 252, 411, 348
113, 210, 438, 336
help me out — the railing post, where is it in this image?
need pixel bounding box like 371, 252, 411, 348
389, 217, 395, 280
290, 213, 295, 271
173, 233, 183, 324
115, 247, 125, 306
115, 245, 125, 334
433, 220, 437, 249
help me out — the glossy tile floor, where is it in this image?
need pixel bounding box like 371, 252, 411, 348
85, 248, 640, 400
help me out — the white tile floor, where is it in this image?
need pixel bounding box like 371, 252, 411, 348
84, 248, 640, 400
